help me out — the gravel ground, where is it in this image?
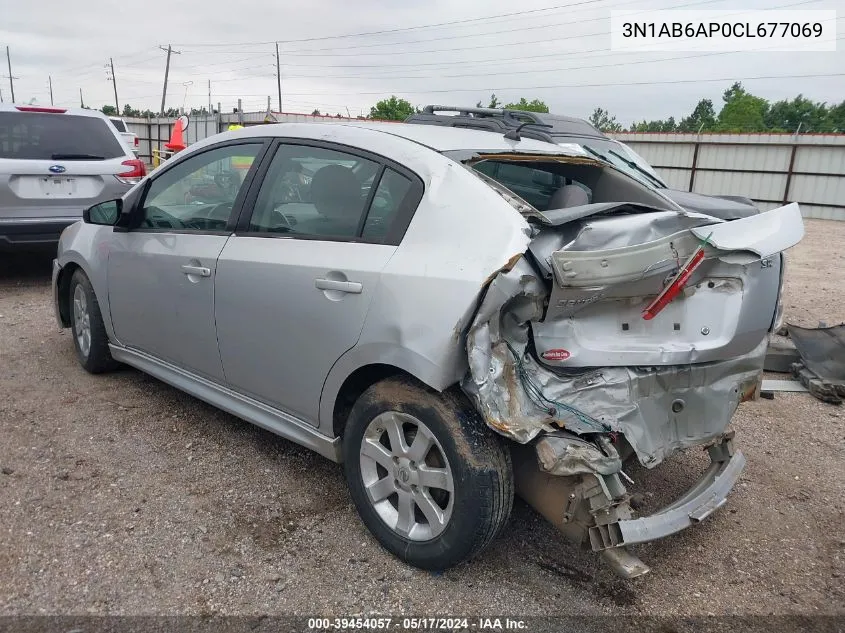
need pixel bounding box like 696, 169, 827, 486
0, 219, 843, 618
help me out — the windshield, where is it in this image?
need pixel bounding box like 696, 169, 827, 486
548, 134, 666, 189
580, 142, 666, 190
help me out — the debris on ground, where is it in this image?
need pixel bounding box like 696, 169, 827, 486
787, 323, 845, 404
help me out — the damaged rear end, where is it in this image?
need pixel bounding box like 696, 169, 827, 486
458, 151, 804, 577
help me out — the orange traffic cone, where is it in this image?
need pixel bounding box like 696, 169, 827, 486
164, 117, 187, 152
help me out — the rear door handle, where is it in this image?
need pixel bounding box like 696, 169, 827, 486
315, 278, 363, 294
181, 264, 211, 277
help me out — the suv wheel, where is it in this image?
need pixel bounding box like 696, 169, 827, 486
69, 269, 118, 374
342, 377, 513, 570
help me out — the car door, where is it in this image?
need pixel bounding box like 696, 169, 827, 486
107, 140, 265, 382
215, 141, 421, 425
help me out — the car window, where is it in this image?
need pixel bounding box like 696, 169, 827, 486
140, 143, 261, 232
109, 119, 128, 133
0, 112, 125, 160
248, 144, 381, 240
362, 168, 412, 241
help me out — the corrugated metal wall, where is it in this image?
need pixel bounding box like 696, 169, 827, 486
613, 132, 845, 221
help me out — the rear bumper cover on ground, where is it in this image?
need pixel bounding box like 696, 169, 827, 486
589, 439, 746, 550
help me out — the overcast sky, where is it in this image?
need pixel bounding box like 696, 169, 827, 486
1, 0, 843, 124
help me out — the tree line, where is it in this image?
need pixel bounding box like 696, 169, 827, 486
364, 84, 845, 134
95, 82, 845, 134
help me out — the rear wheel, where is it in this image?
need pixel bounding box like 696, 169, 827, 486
68, 269, 118, 374
342, 377, 513, 571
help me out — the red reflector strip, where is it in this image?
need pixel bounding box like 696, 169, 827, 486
642, 246, 706, 321
15, 105, 68, 113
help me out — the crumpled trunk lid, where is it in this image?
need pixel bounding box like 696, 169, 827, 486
462, 202, 805, 467
533, 202, 803, 367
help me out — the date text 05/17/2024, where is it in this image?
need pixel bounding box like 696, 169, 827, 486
307, 617, 528, 631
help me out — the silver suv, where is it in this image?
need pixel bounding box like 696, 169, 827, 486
0, 104, 145, 251
52, 122, 803, 578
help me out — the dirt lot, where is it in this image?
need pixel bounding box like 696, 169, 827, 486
0, 219, 843, 618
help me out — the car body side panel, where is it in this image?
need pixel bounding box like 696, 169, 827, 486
317, 156, 532, 435
54, 222, 119, 337
215, 238, 397, 426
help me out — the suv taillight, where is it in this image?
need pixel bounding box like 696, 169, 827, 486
134, 137, 139, 146
116, 159, 146, 185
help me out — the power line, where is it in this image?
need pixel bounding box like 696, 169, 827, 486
254, 73, 845, 97
271, 34, 845, 82
172, 0, 609, 47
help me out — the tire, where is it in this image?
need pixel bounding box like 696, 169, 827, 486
342, 376, 513, 571
68, 269, 118, 374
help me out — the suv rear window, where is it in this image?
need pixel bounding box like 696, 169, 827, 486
109, 118, 127, 132
0, 112, 125, 160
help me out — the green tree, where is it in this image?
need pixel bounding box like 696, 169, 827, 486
825, 101, 845, 132
122, 104, 141, 117
369, 96, 418, 121
477, 94, 501, 108
312, 109, 321, 116
101, 105, 117, 116
678, 99, 716, 132
630, 117, 677, 132
588, 107, 622, 132
765, 95, 828, 133
503, 97, 549, 113
716, 82, 768, 132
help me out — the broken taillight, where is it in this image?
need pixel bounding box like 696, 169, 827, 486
642, 235, 712, 321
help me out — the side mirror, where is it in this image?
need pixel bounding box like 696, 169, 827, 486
83, 199, 122, 226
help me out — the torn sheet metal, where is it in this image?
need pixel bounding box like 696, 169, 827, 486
461, 255, 768, 465
536, 433, 622, 476
690, 202, 804, 258
787, 323, 845, 404
787, 323, 845, 386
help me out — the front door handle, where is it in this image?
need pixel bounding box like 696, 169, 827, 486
181, 264, 211, 277
315, 278, 363, 294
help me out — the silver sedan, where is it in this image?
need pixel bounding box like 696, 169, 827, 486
52, 122, 803, 578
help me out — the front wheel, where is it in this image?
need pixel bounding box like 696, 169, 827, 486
342, 377, 514, 571
68, 269, 118, 374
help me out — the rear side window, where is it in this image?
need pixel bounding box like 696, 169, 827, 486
109, 118, 127, 132
0, 112, 125, 160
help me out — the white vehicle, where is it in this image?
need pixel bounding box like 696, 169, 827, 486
109, 117, 139, 157
0, 104, 146, 251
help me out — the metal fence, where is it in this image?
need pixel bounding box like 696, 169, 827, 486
123, 111, 376, 165
613, 132, 845, 221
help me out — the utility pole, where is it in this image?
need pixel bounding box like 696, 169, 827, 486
48, 76, 53, 105
208, 79, 211, 116
79, 88, 84, 108
0, 87, 3, 103
275, 42, 282, 112
107, 57, 119, 114
158, 44, 181, 116
5, 46, 17, 103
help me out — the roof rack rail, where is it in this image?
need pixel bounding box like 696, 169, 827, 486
421, 105, 546, 125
